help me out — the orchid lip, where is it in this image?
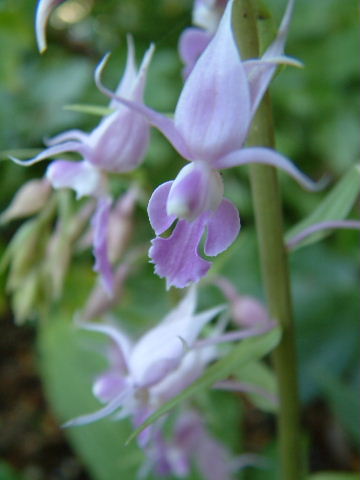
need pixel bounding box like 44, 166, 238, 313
165, 162, 224, 222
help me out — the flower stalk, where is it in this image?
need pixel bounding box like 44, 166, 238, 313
232, 1, 302, 478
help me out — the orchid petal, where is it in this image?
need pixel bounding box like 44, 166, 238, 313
132, 407, 157, 448
169, 408, 239, 480
92, 197, 114, 296
95, 54, 193, 160
245, 0, 296, 116
204, 198, 240, 256
244, 56, 303, 116
131, 41, 156, 102
63, 390, 128, 427
286, 220, 360, 251
45, 129, 89, 146
193, 305, 226, 330
151, 350, 209, 403
76, 319, 132, 371
46, 160, 102, 198
147, 181, 176, 235
110, 35, 137, 108
149, 216, 211, 289
9, 141, 91, 167
35, 0, 64, 53
89, 108, 150, 173
177, 410, 233, 480
174, 0, 252, 161
263, 0, 295, 60
195, 435, 233, 480
194, 320, 275, 349
93, 371, 128, 403
129, 337, 184, 388
178, 27, 212, 78
213, 147, 326, 191
161, 286, 197, 325
129, 292, 221, 387
138, 357, 182, 389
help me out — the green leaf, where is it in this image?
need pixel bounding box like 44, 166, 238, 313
63, 104, 114, 116
307, 473, 359, 480
286, 164, 360, 250
126, 327, 281, 445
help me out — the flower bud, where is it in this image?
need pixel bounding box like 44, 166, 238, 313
5, 220, 49, 291
213, 276, 270, 328
231, 295, 270, 329
12, 271, 42, 324
0, 179, 51, 224
46, 226, 72, 299
108, 188, 138, 263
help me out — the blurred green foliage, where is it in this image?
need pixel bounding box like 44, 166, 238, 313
0, 0, 359, 479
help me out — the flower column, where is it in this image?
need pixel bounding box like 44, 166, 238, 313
232, 1, 302, 479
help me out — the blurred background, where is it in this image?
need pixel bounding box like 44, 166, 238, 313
0, 0, 359, 479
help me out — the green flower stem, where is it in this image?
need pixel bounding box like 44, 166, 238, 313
233, 1, 302, 478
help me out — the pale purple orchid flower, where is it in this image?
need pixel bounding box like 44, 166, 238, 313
65, 284, 276, 431
95, 0, 320, 289
141, 408, 262, 480
35, 0, 65, 53
11, 37, 153, 294
12, 36, 153, 180
64, 287, 223, 428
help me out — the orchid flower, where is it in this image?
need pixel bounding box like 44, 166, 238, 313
95, 0, 320, 289
64, 287, 223, 428
12, 36, 153, 179
65, 284, 276, 431
141, 408, 263, 480
11, 37, 153, 294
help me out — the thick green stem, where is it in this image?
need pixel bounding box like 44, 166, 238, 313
232, 1, 302, 478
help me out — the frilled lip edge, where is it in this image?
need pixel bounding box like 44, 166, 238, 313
149, 198, 240, 289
